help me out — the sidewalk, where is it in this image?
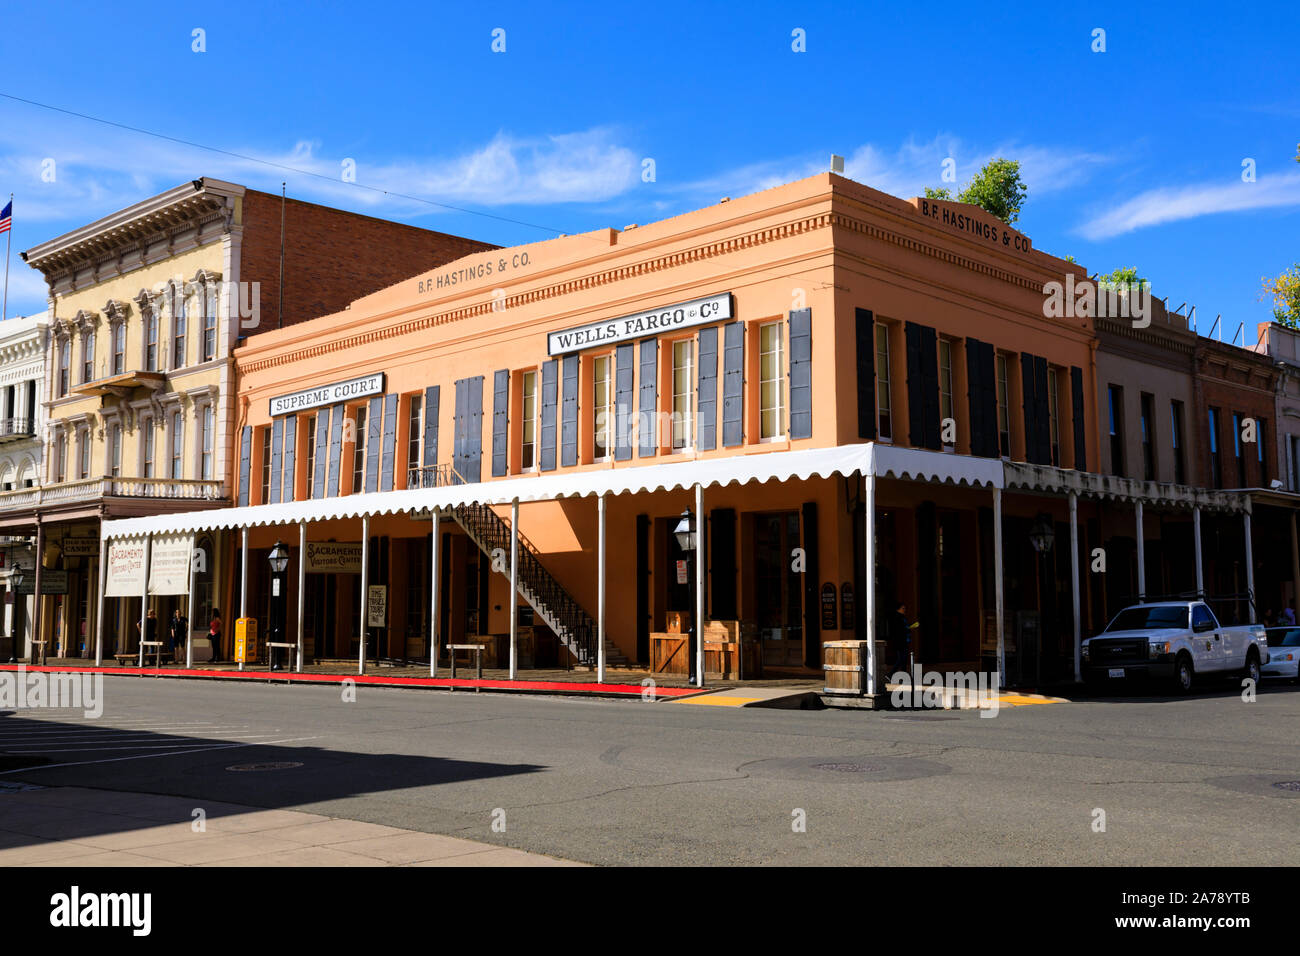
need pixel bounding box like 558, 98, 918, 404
0, 785, 583, 867
4, 658, 823, 701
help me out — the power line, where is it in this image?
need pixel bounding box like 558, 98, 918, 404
0, 90, 577, 237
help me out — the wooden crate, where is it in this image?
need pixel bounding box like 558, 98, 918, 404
651, 632, 690, 674
823, 640, 868, 695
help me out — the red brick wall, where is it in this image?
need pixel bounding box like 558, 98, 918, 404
238, 190, 496, 333
1193, 342, 1280, 489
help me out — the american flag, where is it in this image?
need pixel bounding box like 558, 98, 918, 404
0, 200, 10, 234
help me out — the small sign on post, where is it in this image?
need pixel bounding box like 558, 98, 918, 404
367, 585, 387, 629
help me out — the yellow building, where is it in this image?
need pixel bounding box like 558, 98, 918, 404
10, 178, 492, 659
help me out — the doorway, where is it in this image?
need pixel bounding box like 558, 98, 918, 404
755, 511, 803, 667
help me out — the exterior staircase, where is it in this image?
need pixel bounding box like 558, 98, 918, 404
451, 502, 632, 669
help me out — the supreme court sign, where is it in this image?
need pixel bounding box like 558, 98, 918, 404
547, 292, 733, 356
269, 373, 385, 417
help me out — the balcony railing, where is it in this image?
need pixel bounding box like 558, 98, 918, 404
406, 463, 462, 489
0, 476, 225, 511
0, 418, 34, 442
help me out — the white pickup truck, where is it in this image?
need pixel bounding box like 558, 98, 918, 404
1082, 600, 1269, 693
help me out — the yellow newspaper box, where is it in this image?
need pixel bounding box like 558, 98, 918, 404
235, 617, 258, 663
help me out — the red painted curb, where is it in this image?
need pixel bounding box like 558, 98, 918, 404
0, 663, 701, 698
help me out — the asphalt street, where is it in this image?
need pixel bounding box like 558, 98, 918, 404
2, 676, 1297, 865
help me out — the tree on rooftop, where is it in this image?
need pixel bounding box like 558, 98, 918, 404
924, 158, 1027, 225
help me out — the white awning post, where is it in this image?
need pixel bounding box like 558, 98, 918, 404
1135, 500, 1146, 601
1193, 507, 1204, 596
185, 537, 197, 669
137, 536, 152, 668
864, 471, 876, 693
509, 499, 519, 681
239, 527, 248, 672
359, 514, 369, 676
1070, 492, 1081, 684
1290, 512, 1300, 619
994, 487, 1005, 687
296, 522, 306, 673
694, 482, 705, 689
94, 536, 107, 667
1244, 505, 1255, 624
597, 492, 607, 684
430, 509, 440, 677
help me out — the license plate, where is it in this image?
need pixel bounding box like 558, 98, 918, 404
1108, 668, 1125, 678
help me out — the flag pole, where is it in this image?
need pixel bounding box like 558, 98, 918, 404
2, 194, 11, 323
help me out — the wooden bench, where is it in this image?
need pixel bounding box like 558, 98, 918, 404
113, 653, 136, 666
266, 642, 296, 672
446, 643, 486, 679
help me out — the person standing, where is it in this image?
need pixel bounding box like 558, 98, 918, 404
170, 608, 188, 663
208, 609, 223, 663
889, 601, 911, 678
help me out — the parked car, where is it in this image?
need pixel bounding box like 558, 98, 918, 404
1082, 600, 1268, 693
1262, 627, 1300, 683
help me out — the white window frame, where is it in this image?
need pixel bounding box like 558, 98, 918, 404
141, 415, 155, 478
520, 369, 538, 472
593, 354, 613, 462
875, 324, 892, 443
169, 410, 184, 480
199, 404, 214, 480
939, 338, 954, 451
671, 338, 695, 452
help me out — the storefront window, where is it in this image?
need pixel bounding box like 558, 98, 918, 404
875, 324, 891, 441
593, 355, 612, 460
760, 322, 784, 440
672, 339, 694, 451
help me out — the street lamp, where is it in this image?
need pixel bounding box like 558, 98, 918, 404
1027, 514, 1055, 687
1029, 514, 1056, 555
7, 567, 23, 663
267, 541, 289, 671
673, 509, 698, 685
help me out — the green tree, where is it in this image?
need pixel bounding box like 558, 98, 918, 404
923, 158, 1028, 225
1263, 265, 1300, 328
1100, 266, 1147, 290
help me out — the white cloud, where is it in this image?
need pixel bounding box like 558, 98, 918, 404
1076, 172, 1300, 239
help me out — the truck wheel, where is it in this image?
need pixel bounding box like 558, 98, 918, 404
1172, 653, 1195, 694
1243, 649, 1261, 685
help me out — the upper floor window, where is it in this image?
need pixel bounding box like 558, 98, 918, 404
1170, 401, 1186, 485
1108, 385, 1125, 477
58, 339, 70, 397
405, 397, 422, 479
352, 405, 368, 493
671, 339, 694, 452
170, 410, 184, 479
201, 289, 217, 362
145, 305, 159, 372
173, 287, 187, 370
305, 413, 318, 497
520, 370, 538, 471
1139, 392, 1155, 481
1208, 406, 1222, 489
82, 330, 95, 383
593, 354, 612, 461
938, 338, 954, 450
876, 324, 892, 441
259, 427, 272, 501
1232, 412, 1246, 487
108, 423, 122, 478
1258, 417, 1268, 484
1047, 367, 1061, 467
142, 416, 155, 478
54, 432, 66, 483
996, 354, 1011, 457
77, 428, 91, 480
111, 322, 126, 376
200, 405, 214, 480
760, 321, 785, 441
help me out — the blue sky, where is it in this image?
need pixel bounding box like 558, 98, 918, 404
1, 1, 1297, 340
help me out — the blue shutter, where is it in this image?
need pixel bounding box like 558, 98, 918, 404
1070, 366, 1087, 471
281, 416, 296, 502
788, 308, 812, 440
561, 354, 579, 468
422, 385, 440, 485
313, 409, 330, 498
697, 326, 718, 451
855, 309, 877, 440
540, 359, 558, 472
615, 343, 634, 462
381, 393, 397, 491
453, 377, 467, 481
365, 397, 381, 493
638, 340, 657, 457
722, 322, 744, 447
269, 417, 283, 504
238, 425, 251, 507
492, 368, 509, 477
466, 375, 483, 482
326, 403, 344, 496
